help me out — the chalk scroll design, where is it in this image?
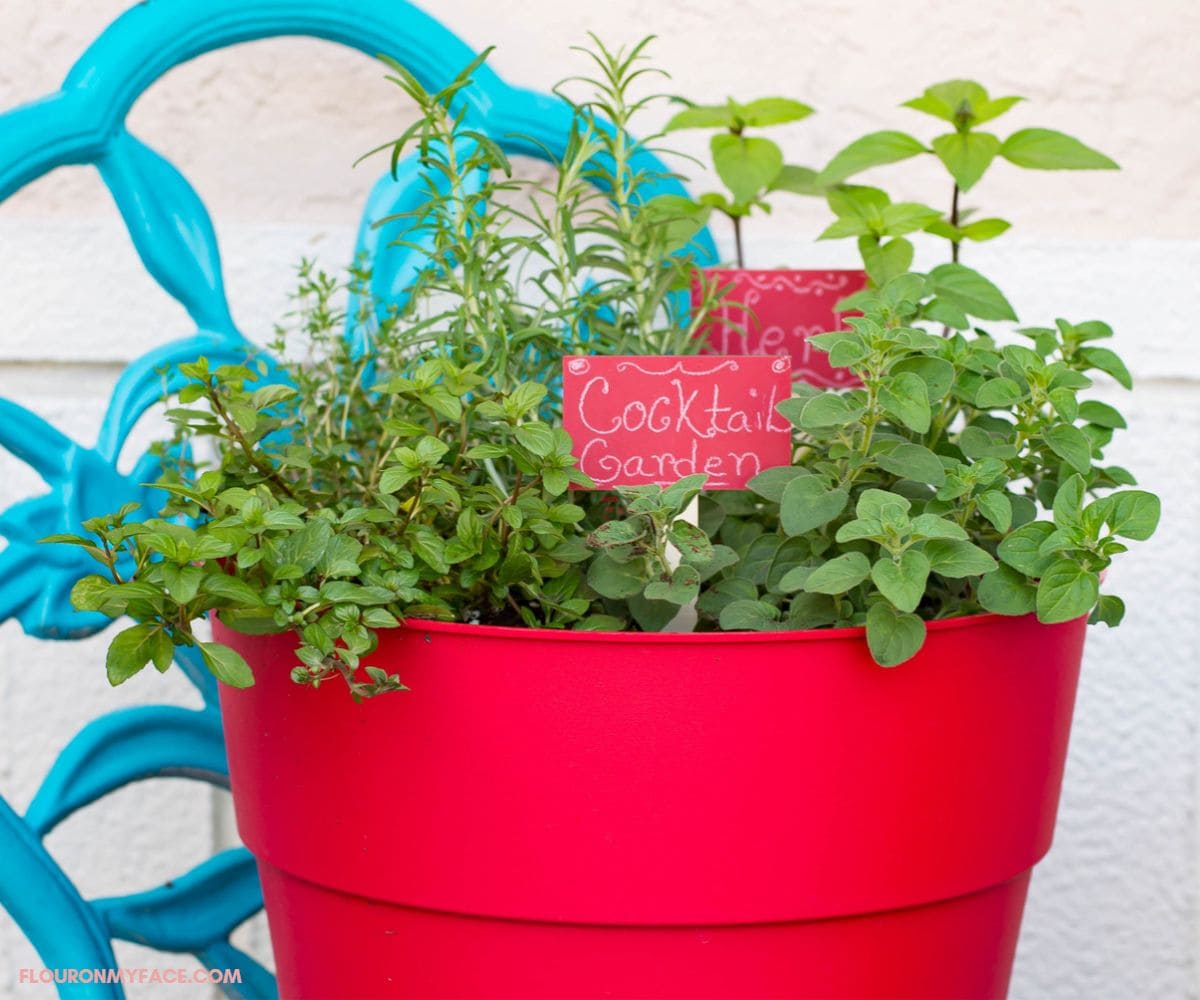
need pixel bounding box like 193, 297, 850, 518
615, 359, 741, 376
730, 270, 857, 298
0, 1, 717, 995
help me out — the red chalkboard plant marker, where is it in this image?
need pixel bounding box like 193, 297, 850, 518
49, 44, 1154, 1000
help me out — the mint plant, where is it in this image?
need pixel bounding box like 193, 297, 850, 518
814, 79, 1117, 282
664, 96, 817, 267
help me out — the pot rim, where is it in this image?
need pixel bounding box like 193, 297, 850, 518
396, 610, 1012, 645
696, 265, 868, 276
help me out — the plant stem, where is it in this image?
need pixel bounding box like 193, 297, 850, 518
207, 383, 298, 501
732, 215, 745, 269
950, 183, 961, 263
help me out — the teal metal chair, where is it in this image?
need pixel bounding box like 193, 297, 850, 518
0, 2, 714, 996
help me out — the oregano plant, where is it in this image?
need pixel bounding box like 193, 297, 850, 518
695, 274, 1156, 664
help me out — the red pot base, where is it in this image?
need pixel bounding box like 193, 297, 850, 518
259, 860, 1029, 999
218, 613, 1085, 999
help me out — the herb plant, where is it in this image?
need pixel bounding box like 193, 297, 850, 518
814, 78, 1118, 282
664, 96, 817, 267
47, 41, 721, 697
47, 55, 1159, 694
693, 80, 1154, 663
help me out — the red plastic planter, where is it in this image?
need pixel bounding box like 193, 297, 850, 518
215, 612, 1086, 999
692, 268, 868, 387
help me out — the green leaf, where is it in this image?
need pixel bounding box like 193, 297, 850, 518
644, 565, 701, 606
879, 372, 931, 433
1052, 474, 1085, 530
958, 218, 1011, 241
777, 564, 815, 593
871, 550, 930, 613
1036, 559, 1100, 623
508, 382, 548, 416
738, 97, 814, 126
695, 544, 740, 581
149, 630, 175, 673
924, 539, 998, 577
977, 491, 1013, 533
865, 602, 926, 667
903, 80, 990, 125
787, 592, 839, 629
769, 164, 823, 195
800, 392, 866, 429
106, 624, 161, 685
932, 131, 1001, 191
200, 641, 255, 688
909, 513, 968, 540
361, 608, 401, 629
779, 476, 850, 536
515, 422, 556, 457
975, 377, 1025, 407
978, 564, 1037, 615
817, 130, 928, 184
71, 575, 116, 613
856, 489, 911, 520
927, 263, 1017, 321
736, 535, 783, 585
747, 465, 808, 502
1043, 424, 1092, 474
1000, 128, 1118, 171
998, 521, 1057, 576
719, 599, 781, 631
804, 552, 871, 594
893, 356, 955, 401
201, 573, 268, 608
587, 555, 643, 599
1078, 400, 1127, 429
668, 521, 715, 564
574, 615, 627, 632
665, 104, 740, 131
590, 519, 644, 547
875, 443, 945, 485
973, 95, 1025, 125
1105, 490, 1161, 541
1079, 347, 1133, 389
410, 529, 449, 575
542, 469, 570, 497
860, 237, 914, 286
277, 519, 334, 574
880, 202, 944, 236
1090, 594, 1126, 627
711, 134, 784, 204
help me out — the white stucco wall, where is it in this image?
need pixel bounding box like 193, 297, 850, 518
0, 2, 1197, 997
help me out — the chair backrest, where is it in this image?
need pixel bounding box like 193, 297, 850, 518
0, 2, 713, 996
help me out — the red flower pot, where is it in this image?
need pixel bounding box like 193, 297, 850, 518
692, 268, 868, 387
214, 612, 1086, 999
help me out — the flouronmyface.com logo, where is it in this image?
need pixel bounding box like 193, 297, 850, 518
19, 967, 243, 986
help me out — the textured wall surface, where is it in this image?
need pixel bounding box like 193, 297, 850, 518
0, 1, 1197, 997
